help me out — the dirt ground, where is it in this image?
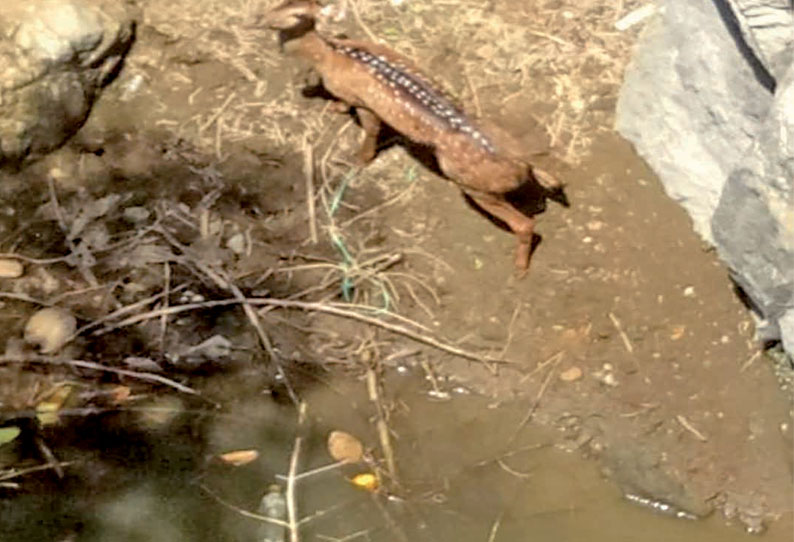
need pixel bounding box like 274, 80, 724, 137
1, 0, 792, 536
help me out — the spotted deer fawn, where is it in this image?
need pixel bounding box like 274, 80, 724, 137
262, 0, 563, 274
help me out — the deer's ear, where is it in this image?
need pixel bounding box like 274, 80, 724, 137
531, 167, 562, 190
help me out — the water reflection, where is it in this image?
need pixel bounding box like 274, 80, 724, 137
0, 369, 788, 541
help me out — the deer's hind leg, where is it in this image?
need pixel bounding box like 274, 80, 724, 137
467, 191, 537, 276
355, 107, 382, 165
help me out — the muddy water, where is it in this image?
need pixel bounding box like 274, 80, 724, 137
3, 370, 788, 542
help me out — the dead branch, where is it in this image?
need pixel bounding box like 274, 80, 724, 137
366, 363, 397, 482
287, 402, 307, 542
0, 355, 199, 396
510, 353, 563, 443
96, 295, 512, 366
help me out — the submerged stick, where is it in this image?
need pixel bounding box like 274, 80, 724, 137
366, 364, 397, 481
286, 402, 307, 542
0, 355, 199, 396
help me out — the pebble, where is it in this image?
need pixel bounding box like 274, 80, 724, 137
602, 373, 619, 387
226, 232, 246, 255
123, 206, 150, 223
560, 366, 583, 382
24, 307, 77, 354
0, 258, 23, 278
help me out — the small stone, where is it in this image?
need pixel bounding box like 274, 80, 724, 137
586, 220, 604, 231
123, 206, 150, 223
0, 258, 23, 278
24, 307, 77, 354
683, 286, 695, 297
560, 366, 583, 382
475, 44, 497, 59
178, 335, 232, 365
226, 233, 246, 255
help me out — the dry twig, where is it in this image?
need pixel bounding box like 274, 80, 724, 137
287, 402, 308, 542
200, 483, 291, 527
366, 363, 397, 482
676, 415, 708, 442
0, 356, 199, 397
608, 312, 634, 354
97, 297, 511, 366
0, 461, 77, 483
510, 353, 563, 443
303, 137, 319, 244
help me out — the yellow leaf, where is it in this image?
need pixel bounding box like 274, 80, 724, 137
0, 426, 21, 446
219, 450, 259, 466
350, 473, 378, 492
36, 385, 72, 426
110, 386, 132, 403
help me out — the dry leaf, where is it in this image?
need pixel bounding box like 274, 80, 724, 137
110, 386, 132, 403
36, 385, 72, 426
670, 325, 686, 341
327, 430, 363, 463
559, 366, 583, 382
0, 259, 23, 278
219, 449, 259, 466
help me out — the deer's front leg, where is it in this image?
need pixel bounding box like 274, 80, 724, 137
355, 107, 381, 165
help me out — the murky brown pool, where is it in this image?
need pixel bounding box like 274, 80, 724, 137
3, 368, 789, 542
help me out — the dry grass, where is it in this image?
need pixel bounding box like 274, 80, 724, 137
117, 0, 648, 373
136, 0, 644, 164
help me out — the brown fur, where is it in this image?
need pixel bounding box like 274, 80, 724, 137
262, 0, 561, 274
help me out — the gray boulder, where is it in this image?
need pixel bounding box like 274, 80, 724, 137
615, 0, 773, 242
725, 0, 794, 81
0, 0, 135, 167
616, 0, 794, 356
712, 65, 794, 349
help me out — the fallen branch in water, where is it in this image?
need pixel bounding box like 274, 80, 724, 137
287, 402, 307, 542
0, 355, 199, 397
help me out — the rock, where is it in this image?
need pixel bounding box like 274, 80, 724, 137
258, 485, 287, 542
615, 0, 773, 242
123, 206, 150, 223
0, 0, 135, 167
616, 0, 794, 356
226, 232, 246, 255
603, 442, 713, 518
171, 335, 233, 367
780, 311, 794, 357
712, 64, 794, 350
24, 307, 77, 354
0, 258, 24, 278
724, 0, 794, 82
